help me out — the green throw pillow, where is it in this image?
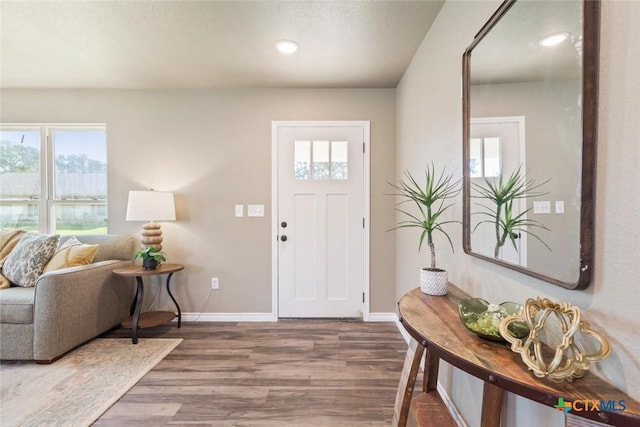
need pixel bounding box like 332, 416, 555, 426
3, 233, 60, 288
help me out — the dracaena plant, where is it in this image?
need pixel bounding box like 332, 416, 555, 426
472, 166, 550, 258
390, 164, 460, 271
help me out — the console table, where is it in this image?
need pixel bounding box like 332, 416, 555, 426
113, 263, 184, 344
394, 285, 640, 427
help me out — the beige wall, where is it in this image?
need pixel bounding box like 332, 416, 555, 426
0, 88, 397, 314
397, 0, 639, 426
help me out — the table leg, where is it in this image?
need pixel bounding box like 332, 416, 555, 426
423, 345, 440, 393
129, 278, 138, 316
481, 381, 504, 427
165, 272, 181, 328
392, 338, 425, 427
131, 276, 144, 344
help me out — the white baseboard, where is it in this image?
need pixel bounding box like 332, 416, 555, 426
437, 383, 467, 427
394, 316, 413, 343
393, 319, 467, 427
182, 312, 399, 322
182, 312, 277, 322
366, 312, 398, 322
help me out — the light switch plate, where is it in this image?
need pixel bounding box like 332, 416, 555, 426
247, 204, 265, 217
555, 200, 565, 214
234, 205, 244, 217
533, 201, 551, 214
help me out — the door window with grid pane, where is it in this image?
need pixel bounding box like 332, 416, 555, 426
294, 140, 349, 180
0, 125, 108, 234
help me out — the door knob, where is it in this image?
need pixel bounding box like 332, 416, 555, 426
281, 221, 288, 228
280, 235, 288, 242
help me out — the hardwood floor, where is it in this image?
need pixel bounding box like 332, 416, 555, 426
95, 320, 408, 426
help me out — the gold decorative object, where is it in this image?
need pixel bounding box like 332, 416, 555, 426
499, 298, 611, 383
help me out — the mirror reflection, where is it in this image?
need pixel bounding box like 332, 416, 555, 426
462, 0, 598, 289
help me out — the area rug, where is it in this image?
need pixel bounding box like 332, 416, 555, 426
0, 338, 182, 427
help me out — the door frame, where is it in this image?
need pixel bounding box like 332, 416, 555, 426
271, 121, 371, 320
470, 116, 527, 266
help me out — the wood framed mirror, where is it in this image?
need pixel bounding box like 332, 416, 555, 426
462, 0, 600, 289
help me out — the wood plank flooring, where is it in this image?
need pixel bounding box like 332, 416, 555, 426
95, 320, 408, 426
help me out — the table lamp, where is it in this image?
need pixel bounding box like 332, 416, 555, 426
126, 190, 176, 250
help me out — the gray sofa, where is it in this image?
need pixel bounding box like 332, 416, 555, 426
0, 234, 137, 362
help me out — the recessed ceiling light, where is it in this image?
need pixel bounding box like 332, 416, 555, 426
275, 40, 299, 54
539, 32, 570, 47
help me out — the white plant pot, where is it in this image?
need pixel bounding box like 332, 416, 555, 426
420, 268, 448, 296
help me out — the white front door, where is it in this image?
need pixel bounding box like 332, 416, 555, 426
470, 117, 527, 266
273, 122, 367, 318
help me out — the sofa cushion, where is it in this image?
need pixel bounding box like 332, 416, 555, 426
59, 234, 137, 262
3, 234, 59, 288
0, 274, 10, 290
0, 286, 34, 323
0, 229, 27, 289
43, 236, 99, 273
0, 229, 27, 266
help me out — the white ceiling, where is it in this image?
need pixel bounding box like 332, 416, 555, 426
0, 0, 444, 90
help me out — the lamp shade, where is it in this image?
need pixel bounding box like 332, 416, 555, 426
126, 190, 176, 222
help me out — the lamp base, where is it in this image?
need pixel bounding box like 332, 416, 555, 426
141, 222, 163, 250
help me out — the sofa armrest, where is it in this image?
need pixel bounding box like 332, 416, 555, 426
32, 260, 134, 361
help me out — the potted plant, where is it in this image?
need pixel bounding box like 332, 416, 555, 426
134, 246, 167, 270
390, 164, 460, 295
472, 166, 550, 259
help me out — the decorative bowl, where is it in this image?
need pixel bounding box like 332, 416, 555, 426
457, 298, 529, 341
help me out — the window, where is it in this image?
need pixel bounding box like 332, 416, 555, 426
0, 124, 108, 234
294, 139, 349, 180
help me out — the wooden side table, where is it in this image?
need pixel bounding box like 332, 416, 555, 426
394, 285, 640, 427
113, 263, 184, 344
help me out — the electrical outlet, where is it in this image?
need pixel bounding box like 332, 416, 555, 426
211, 277, 219, 289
